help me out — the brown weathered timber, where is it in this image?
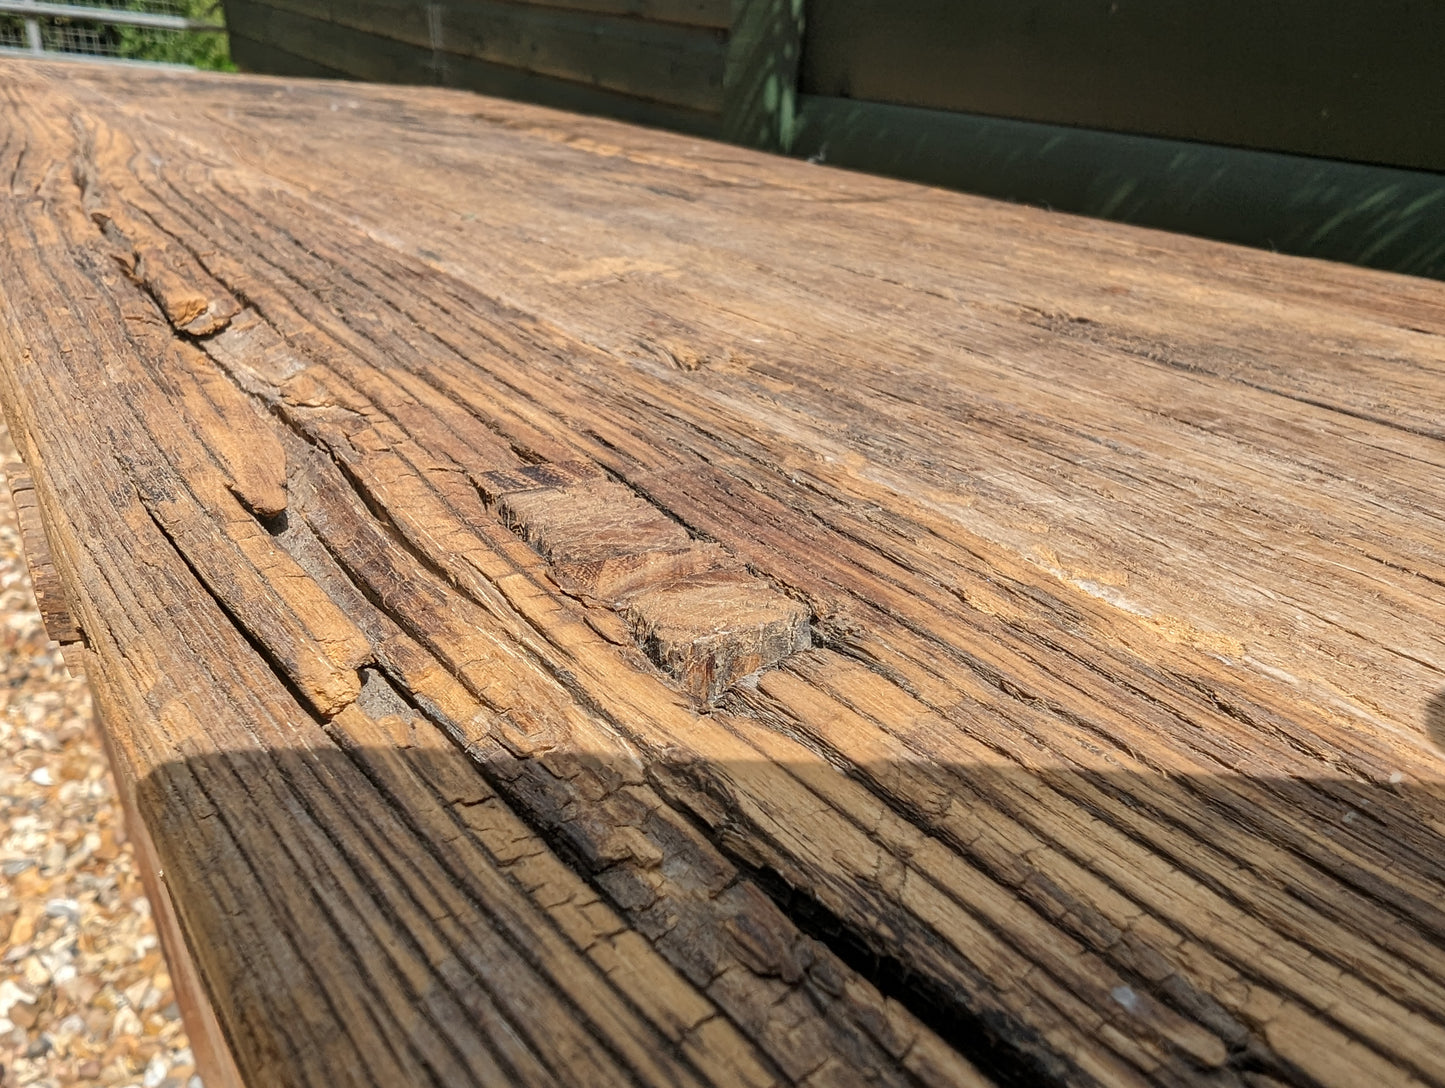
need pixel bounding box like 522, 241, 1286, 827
3, 464, 79, 647
0, 59, 1443, 1088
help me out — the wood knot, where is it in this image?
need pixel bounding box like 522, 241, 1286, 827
482, 460, 812, 702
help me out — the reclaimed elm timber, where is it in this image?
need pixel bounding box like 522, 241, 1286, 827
1, 59, 1444, 1088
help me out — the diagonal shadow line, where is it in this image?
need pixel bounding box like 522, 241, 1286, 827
137, 735, 1445, 1088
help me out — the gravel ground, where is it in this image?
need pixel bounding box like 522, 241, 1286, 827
1, 424, 200, 1088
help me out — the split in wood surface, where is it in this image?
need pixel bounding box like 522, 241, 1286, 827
1, 60, 1444, 1088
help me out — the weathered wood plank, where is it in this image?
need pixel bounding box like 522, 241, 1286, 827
232, 0, 731, 31
1, 60, 1443, 1088
226, 0, 722, 134
798, 0, 1445, 173
228, 32, 355, 78
228, 0, 727, 113
3, 464, 79, 646
81, 651, 249, 1088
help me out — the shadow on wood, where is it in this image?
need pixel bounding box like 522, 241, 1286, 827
1426, 691, 1445, 756
4, 62, 1443, 1088
136, 741, 1445, 1088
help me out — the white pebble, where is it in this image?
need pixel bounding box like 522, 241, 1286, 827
28, 766, 54, 786
0, 980, 35, 1017
41, 842, 66, 872
22, 957, 50, 987
111, 1005, 142, 1037
44, 898, 81, 924
143, 1054, 169, 1087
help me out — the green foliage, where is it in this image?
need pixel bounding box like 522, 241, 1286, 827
113, 0, 235, 70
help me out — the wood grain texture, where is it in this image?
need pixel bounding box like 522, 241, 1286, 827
0, 61, 1443, 1088
3, 464, 80, 647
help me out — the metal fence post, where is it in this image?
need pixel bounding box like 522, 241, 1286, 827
21, 0, 42, 53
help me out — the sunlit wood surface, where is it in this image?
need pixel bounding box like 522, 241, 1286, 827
2, 60, 1444, 1088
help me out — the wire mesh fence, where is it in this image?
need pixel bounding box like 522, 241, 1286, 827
0, 17, 28, 49
0, 0, 230, 68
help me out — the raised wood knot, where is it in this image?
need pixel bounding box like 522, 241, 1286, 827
483, 460, 812, 702
625, 572, 811, 703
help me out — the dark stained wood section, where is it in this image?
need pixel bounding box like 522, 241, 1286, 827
800, 0, 1445, 172
223, 0, 730, 136
2, 61, 1444, 1088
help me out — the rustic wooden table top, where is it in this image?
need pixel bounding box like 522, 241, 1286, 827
2, 60, 1443, 1088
